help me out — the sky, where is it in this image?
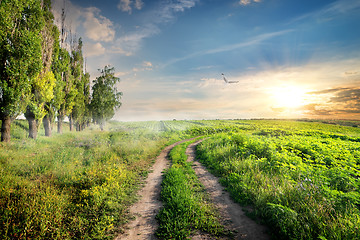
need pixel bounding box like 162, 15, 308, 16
51, 0, 360, 121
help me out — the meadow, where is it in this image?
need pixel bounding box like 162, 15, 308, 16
0, 119, 359, 239
197, 120, 360, 239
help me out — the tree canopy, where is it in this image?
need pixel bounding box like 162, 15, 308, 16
0, 0, 44, 141
90, 65, 122, 130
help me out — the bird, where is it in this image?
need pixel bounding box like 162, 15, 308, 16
222, 73, 239, 83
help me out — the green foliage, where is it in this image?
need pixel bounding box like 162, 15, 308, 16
156, 140, 227, 239
26, 71, 57, 120
0, 0, 43, 119
90, 65, 122, 129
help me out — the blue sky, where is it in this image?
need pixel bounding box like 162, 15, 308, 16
52, 0, 360, 121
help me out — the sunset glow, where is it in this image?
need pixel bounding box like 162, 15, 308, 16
271, 86, 309, 109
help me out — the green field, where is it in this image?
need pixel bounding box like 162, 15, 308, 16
1, 119, 359, 239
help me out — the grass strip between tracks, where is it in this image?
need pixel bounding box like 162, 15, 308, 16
156, 139, 227, 239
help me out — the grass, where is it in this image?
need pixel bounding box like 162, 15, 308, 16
196, 121, 360, 240
156, 139, 228, 239
0, 120, 198, 239
2, 119, 360, 239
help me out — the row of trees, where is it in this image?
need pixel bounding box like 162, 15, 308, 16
0, 0, 122, 142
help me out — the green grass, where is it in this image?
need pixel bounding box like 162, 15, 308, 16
196, 121, 360, 240
2, 119, 360, 239
0, 120, 199, 239
156, 139, 227, 239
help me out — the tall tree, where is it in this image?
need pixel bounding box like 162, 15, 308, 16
43, 23, 61, 137
82, 71, 92, 129
52, 3, 77, 134
0, 0, 43, 142
54, 48, 77, 133
69, 37, 85, 131
24, 0, 57, 139
90, 65, 122, 130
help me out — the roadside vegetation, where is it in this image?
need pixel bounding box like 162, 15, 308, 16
0, 120, 194, 239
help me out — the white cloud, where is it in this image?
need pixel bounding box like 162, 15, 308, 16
239, 0, 261, 6
131, 61, 153, 72
84, 42, 106, 57
135, 0, 144, 10
118, 0, 144, 14
83, 7, 115, 42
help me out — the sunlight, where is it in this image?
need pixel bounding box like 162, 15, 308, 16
270, 85, 308, 109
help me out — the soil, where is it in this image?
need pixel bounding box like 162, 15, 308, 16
116, 138, 270, 240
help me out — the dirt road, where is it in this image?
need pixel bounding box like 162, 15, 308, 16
117, 138, 269, 240
187, 140, 269, 240
115, 138, 198, 240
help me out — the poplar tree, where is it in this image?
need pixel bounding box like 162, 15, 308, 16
69, 37, 86, 131
52, 4, 77, 134
0, 0, 43, 142
24, 0, 57, 139
90, 65, 122, 130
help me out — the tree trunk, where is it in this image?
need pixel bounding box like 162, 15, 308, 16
43, 114, 51, 137
57, 114, 63, 133
1, 115, 11, 142
28, 117, 38, 139
100, 121, 104, 131
69, 115, 73, 131
76, 122, 80, 131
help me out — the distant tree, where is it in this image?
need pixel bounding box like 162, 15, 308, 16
90, 65, 122, 130
0, 0, 44, 142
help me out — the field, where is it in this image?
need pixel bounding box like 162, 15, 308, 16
0, 119, 359, 239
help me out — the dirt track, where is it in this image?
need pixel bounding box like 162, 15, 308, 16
187, 140, 269, 240
115, 138, 197, 240
116, 138, 269, 240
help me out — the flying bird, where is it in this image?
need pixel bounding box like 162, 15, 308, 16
222, 73, 239, 84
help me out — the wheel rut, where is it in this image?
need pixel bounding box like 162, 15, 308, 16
186, 140, 269, 240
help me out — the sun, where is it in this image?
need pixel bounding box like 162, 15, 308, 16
271, 86, 308, 109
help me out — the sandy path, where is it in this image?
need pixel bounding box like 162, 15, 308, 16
115, 138, 198, 240
186, 140, 269, 240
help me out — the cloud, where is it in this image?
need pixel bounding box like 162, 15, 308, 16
142, 61, 152, 67
132, 61, 153, 72
52, 1, 116, 45
164, 29, 293, 67
291, 0, 360, 23
306, 87, 360, 117
239, 0, 261, 6
118, 0, 144, 14
82, 7, 115, 42
83, 42, 106, 57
